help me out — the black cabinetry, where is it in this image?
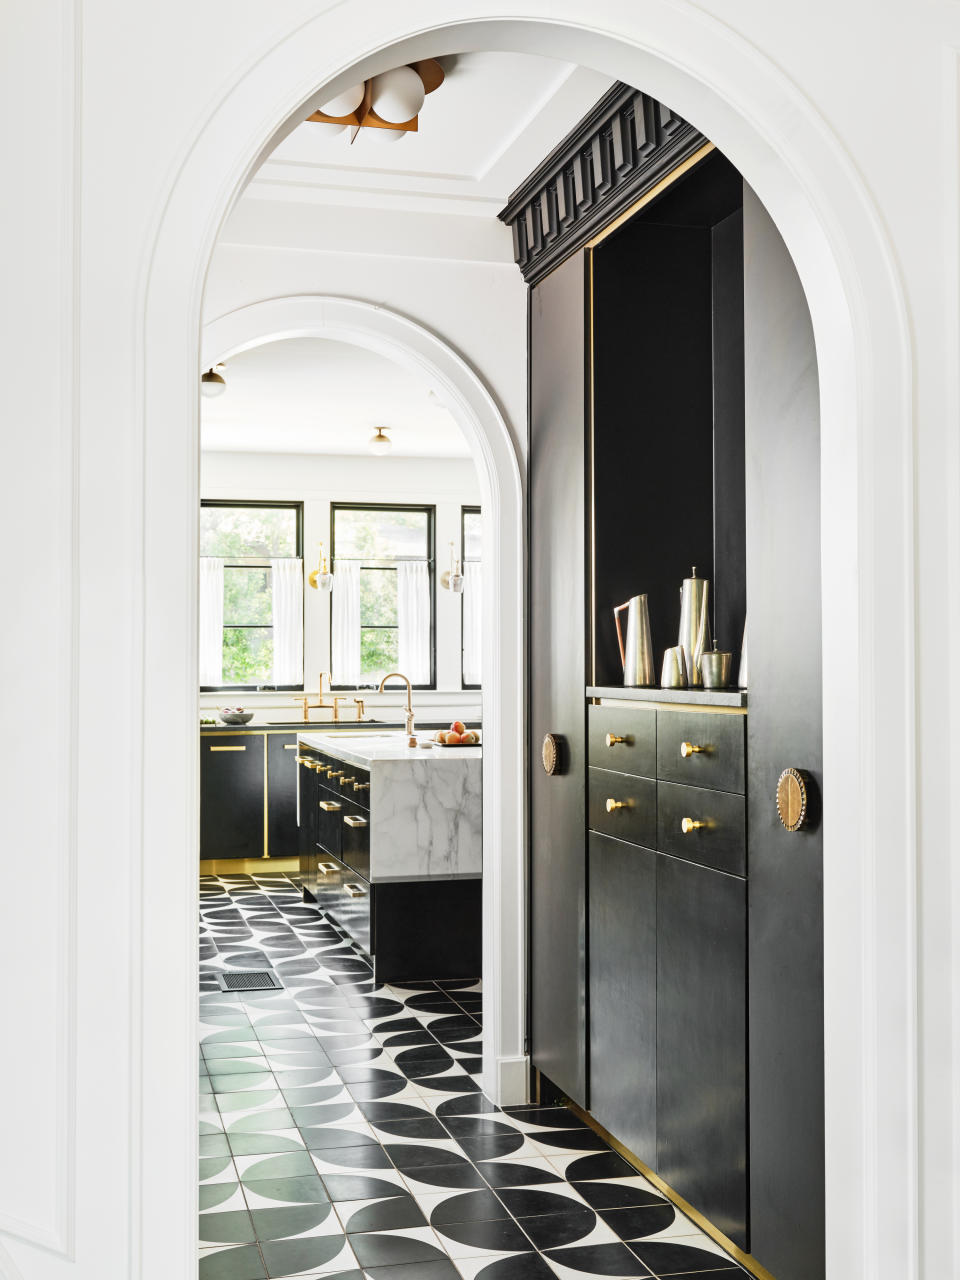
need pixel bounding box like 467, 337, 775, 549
200, 734, 264, 860
268, 734, 299, 857
529, 249, 588, 1108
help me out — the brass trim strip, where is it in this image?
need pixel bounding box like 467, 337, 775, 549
564, 1093, 776, 1280
594, 696, 747, 718
209, 745, 245, 752
200, 857, 297, 875
585, 142, 715, 248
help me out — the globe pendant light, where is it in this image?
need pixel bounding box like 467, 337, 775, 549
370, 66, 425, 124
201, 364, 226, 397
319, 82, 365, 118
368, 426, 392, 455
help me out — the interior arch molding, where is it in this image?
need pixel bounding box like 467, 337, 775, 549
139, 9, 918, 1280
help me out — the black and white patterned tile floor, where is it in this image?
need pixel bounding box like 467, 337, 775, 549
199, 873, 749, 1280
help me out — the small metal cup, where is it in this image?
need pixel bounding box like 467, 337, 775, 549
701, 648, 733, 689
661, 645, 687, 689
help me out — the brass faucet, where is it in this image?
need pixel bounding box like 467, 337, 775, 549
378, 672, 415, 739
332, 696, 346, 723
295, 671, 332, 722
354, 697, 366, 720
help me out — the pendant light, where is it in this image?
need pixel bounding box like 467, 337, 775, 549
201, 363, 227, 397
370, 66, 425, 124
368, 426, 392, 455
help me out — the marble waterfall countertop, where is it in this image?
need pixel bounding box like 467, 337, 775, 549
299, 731, 481, 883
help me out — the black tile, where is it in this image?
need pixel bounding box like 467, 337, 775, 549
313, 1143, 396, 1171
544, 1241, 653, 1276
528, 1128, 608, 1152
399, 1160, 488, 1190
301, 1126, 378, 1151
573, 1180, 668, 1211
339, 1194, 427, 1232
426, 1189, 510, 1226
259, 1234, 353, 1276
321, 1173, 410, 1202
241, 1173, 328, 1204
198, 1243, 266, 1280
355, 1101, 435, 1125
516, 1206, 599, 1249
248, 1201, 337, 1241
462, 1254, 554, 1279
629, 1240, 741, 1275
372, 1117, 451, 1141
384, 1142, 474, 1171
434, 1215, 534, 1252
365, 1262, 461, 1280
562, 1151, 640, 1181
349, 1230, 450, 1268
478, 1160, 563, 1188
454, 1132, 528, 1162
599, 1203, 678, 1239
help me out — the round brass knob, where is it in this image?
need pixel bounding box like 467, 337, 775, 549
776, 768, 810, 831
605, 733, 628, 747
542, 733, 562, 776
681, 817, 707, 834
606, 797, 633, 813
680, 742, 705, 758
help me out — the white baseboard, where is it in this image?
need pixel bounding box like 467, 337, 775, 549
484, 1055, 529, 1107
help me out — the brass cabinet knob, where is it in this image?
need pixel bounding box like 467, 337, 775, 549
353, 780, 370, 792
777, 768, 810, 831
327, 770, 344, 780
605, 797, 634, 813
339, 775, 356, 788
605, 733, 630, 747
681, 817, 708, 834
680, 742, 705, 758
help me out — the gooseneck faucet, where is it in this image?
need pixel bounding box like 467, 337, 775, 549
379, 672, 415, 739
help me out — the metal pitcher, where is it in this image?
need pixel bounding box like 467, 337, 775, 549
614, 594, 656, 688
677, 566, 711, 687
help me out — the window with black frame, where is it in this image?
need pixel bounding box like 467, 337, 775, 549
199, 501, 303, 690
461, 506, 482, 688
330, 504, 435, 689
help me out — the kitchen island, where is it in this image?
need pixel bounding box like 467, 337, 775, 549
296, 731, 481, 980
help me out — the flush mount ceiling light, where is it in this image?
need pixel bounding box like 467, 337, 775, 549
309, 59, 444, 143
201, 363, 227, 397
368, 426, 392, 455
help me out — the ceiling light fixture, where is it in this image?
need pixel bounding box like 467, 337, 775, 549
368, 426, 392, 455
308, 59, 444, 143
201, 363, 227, 398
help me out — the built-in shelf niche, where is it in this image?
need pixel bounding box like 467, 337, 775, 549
590, 150, 747, 690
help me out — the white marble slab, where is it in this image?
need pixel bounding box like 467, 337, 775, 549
299, 731, 481, 883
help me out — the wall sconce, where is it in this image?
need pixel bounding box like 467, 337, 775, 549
308, 60, 444, 143
440, 541, 464, 594
308, 544, 333, 591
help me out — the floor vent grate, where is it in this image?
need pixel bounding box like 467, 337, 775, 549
217, 970, 283, 992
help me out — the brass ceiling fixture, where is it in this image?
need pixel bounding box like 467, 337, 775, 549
308, 60, 445, 143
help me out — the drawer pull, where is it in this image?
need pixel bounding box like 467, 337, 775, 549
328, 770, 345, 780
605, 733, 632, 747
283, 743, 298, 750
319, 800, 342, 812
680, 741, 707, 758
343, 815, 368, 828
344, 882, 367, 897
353, 780, 370, 792
339, 775, 356, 788
605, 797, 634, 813
681, 817, 709, 834
318, 861, 338, 874
210, 745, 245, 752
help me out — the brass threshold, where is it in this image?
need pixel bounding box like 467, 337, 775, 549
200, 857, 298, 876
563, 1090, 776, 1280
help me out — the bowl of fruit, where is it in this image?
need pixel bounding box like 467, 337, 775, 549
433, 720, 481, 747
219, 706, 254, 726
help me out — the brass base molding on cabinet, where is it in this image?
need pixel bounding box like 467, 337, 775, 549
200, 857, 298, 876
542, 1078, 778, 1280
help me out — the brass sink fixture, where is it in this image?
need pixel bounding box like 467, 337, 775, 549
379, 671, 416, 744
295, 673, 365, 723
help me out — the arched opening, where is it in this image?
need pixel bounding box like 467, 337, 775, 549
137, 13, 914, 1280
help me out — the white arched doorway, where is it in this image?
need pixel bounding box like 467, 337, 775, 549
136, 11, 915, 1280
200, 294, 527, 1104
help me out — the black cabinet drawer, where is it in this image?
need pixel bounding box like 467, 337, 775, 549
657, 780, 746, 878
200, 733, 265, 859
588, 766, 656, 849
319, 852, 371, 956
317, 793, 345, 858
588, 705, 656, 778
341, 800, 370, 881
657, 710, 745, 794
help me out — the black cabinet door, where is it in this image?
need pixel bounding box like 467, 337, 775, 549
588, 832, 657, 1168
200, 734, 264, 859
656, 853, 747, 1249
743, 186, 824, 1279
267, 734, 299, 857
297, 751, 319, 897
529, 251, 588, 1106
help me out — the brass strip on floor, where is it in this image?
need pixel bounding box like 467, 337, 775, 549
564, 1095, 777, 1280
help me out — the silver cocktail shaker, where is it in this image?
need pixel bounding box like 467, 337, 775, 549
677, 566, 711, 687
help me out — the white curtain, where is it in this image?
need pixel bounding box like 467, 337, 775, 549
332, 560, 361, 686
397, 560, 431, 685
199, 557, 224, 686
271, 557, 303, 685
462, 562, 482, 686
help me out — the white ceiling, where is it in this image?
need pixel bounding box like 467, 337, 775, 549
248, 53, 613, 215
201, 336, 471, 458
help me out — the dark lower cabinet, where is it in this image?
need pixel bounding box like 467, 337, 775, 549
588, 832, 657, 1168
267, 734, 299, 857
656, 854, 747, 1249
200, 734, 264, 859
297, 750, 319, 897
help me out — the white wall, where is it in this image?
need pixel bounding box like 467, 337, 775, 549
200, 450, 482, 700
2, 5, 958, 1280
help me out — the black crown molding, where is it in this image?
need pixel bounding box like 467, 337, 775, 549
498, 82, 707, 285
